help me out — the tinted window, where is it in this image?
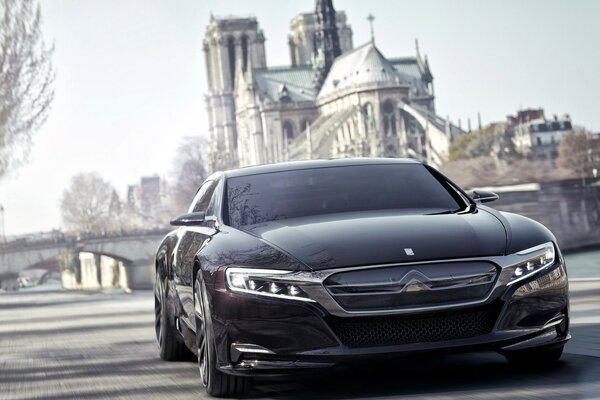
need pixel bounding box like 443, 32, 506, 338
205, 180, 221, 217
226, 164, 463, 228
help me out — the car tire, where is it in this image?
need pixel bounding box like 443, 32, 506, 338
194, 271, 252, 397
504, 345, 564, 368
154, 270, 189, 361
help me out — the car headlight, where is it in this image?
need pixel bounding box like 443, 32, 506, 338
225, 267, 315, 302
507, 242, 556, 285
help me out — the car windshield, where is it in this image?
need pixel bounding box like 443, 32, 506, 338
226, 164, 466, 228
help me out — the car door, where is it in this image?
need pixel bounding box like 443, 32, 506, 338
173, 178, 220, 329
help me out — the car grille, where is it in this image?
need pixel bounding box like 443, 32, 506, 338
328, 306, 498, 348
323, 261, 498, 312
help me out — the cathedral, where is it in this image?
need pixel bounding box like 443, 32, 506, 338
203, 0, 463, 172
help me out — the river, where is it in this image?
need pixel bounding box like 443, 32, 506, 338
564, 248, 600, 279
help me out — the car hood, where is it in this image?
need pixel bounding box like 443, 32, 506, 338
240, 209, 508, 270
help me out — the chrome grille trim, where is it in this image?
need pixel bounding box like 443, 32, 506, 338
329, 280, 494, 297
325, 270, 497, 295
322, 262, 499, 312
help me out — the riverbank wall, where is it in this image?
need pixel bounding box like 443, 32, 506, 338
479, 178, 600, 252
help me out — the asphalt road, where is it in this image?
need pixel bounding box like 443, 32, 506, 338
1, 281, 599, 400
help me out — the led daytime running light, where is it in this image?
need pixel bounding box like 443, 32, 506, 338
509, 242, 556, 285
226, 267, 314, 302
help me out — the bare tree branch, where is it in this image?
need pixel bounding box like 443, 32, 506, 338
168, 136, 209, 213
0, 0, 55, 179
557, 128, 600, 179
61, 173, 119, 235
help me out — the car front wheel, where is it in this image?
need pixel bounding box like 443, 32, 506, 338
194, 271, 252, 397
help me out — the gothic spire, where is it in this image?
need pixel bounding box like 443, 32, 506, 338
367, 14, 375, 43
312, 0, 341, 90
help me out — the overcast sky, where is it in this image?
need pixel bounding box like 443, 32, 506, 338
1, 0, 599, 236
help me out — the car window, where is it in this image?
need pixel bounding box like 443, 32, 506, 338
188, 180, 216, 213
226, 164, 464, 228
205, 179, 221, 217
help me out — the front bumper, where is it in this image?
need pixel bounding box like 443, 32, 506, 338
206, 260, 570, 376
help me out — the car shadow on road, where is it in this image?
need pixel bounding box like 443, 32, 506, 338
251, 351, 600, 399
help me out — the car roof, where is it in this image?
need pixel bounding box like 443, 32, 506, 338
222, 157, 422, 178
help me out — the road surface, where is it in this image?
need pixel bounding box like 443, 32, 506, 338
1, 281, 599, 399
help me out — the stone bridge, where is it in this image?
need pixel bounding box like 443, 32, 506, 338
0, 234, 166, 289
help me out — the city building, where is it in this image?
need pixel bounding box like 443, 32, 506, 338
203, 0, 464, 171
139, 176, 161, 219
126, 175, 163, 221
508, 108, 573, 161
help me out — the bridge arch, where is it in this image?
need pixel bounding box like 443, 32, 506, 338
0, 234, 166, 290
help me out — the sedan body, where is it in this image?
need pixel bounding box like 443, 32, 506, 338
154, 158, 569, 397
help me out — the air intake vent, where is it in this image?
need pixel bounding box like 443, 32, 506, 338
328, 306, 497, 348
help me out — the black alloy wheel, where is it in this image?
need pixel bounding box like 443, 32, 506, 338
194, 270, 251, 397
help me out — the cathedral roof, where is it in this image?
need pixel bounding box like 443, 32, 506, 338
253, 65, 316, 103
390, 58, 422, 79
318, 41, 404, 99
390, 57, 430, 97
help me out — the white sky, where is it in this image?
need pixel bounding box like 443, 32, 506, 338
1, 0, 599, 236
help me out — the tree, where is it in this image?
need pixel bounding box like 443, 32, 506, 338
448, 124, 520, 161
169, 136, 208, 213
557, 128, 600, 179
60, 173, 118, 234
0, 0, 55, 179
441, 157, 573, 189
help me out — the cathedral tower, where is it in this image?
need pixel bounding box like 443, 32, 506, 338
203, 16, 267, 171
312, 0, 342, 90
288, 10, 353, 67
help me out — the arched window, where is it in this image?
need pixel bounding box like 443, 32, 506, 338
227, 36, 236, 87
283, 121, 295, 141
383, 100, 397, 136
241, 35, 249, 72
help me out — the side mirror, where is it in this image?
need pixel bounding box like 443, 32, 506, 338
470, 190, 499, 204
170, 211, 206, 226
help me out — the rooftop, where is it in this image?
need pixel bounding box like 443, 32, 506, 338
253, 65, 315, 102
318, 42, 405, 99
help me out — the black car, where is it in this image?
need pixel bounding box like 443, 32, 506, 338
154, 158, 570, 397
